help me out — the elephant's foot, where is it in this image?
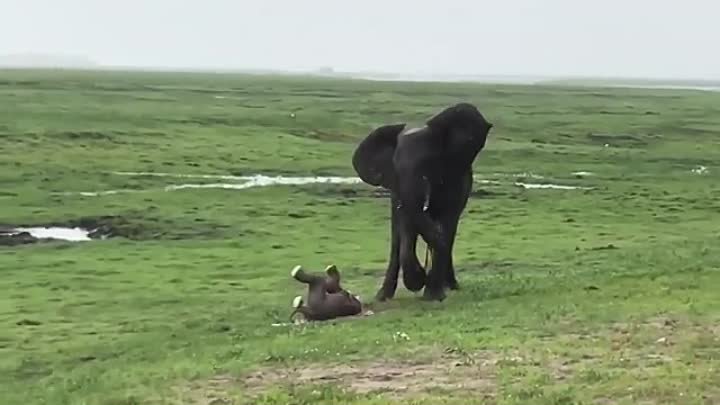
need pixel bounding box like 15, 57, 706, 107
421, 285, 447, 301
402, 268, 426, 292
445, 270, 460, 290
291, 265, 311, 283
446, 278, 460, 290
375, 287, 395, 302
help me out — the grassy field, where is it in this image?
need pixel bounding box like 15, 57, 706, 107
1, 69, 719, 405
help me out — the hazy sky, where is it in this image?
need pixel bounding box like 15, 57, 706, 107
2, 0, 719, 79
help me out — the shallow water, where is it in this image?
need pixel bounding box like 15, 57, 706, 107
604, 84, 720, 92
164, 175, 363, 191
112, 171, 246, 180
515, 182, 589, 190
11, 227, 92, 241
77, 190, 136, 196
61, 172, 596, 197
510, 172, 544, 179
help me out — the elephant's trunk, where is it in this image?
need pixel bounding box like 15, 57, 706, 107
422, 176, 431, 212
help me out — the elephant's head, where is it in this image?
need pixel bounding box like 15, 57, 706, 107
426, 102, 493, 159
352, 103, 493, 190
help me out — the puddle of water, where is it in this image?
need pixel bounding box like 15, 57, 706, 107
515, 182, 590, 190
112, 171, 246, 180
61, 173, 364, 196
165, 175, 363, 191
56, 189, 146, 197
491, 172, 544, 179
10, 227, 92, 241
79, 190, 140, 197
164, 183, 254, 191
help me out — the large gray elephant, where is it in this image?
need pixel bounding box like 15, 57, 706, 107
352, 103, 493, 301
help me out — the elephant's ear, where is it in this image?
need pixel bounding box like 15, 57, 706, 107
352, 123, 406, 189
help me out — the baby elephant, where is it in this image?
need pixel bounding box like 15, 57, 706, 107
290, 264, 362, 321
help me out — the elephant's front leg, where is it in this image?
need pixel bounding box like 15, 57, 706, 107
376, 198, 402, 301
392, 201, 425, 292
420, 208, 465, 300
420, 217, 451, 301
399, 225, 425, 292
422, 239, 449, 301
397, 206, 447, 300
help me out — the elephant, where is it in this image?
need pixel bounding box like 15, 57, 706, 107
351, 102, 493, 301
290, 264, 363, 321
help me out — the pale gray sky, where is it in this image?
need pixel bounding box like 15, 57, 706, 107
2, 0, 719, 79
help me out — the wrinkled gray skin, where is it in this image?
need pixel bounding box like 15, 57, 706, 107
352, 103, 493, 301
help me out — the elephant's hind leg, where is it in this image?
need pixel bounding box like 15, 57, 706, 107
443, 214, 461, 291
445, 265, 460, 291
291, 265, 323, 285
291, 265, 327, 308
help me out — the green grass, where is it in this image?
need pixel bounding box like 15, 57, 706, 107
1, 69, 719, 405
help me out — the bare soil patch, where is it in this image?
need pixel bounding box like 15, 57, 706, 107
174, 318, 720, 404
242, 358, 497, 395
178, 352, 500, 403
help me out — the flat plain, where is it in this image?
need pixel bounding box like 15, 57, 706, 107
1, 69, 719, 405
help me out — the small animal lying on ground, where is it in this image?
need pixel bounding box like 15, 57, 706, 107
289, 264, 363, 321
